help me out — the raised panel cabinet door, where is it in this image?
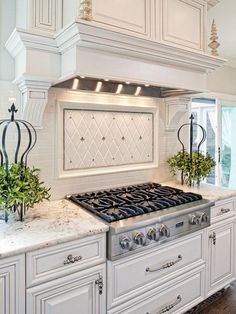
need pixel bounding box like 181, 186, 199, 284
92, 0, 151, 37
0, 255, 25, 314
160, 0, 206, 51
208, 222, 235, 294
27, 263, 106, 314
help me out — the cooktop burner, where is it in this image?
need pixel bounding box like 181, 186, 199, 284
69, 183, 202, 223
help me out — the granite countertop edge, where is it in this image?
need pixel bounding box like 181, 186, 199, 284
0, 199, 109, 260
160, 180, 236, 202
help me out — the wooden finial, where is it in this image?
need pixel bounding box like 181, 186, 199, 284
79, 0, 93, 21
208, 19, 220, 56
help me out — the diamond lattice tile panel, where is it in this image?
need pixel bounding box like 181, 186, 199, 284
64, 109, 154, 170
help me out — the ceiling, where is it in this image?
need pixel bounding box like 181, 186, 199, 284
208, 0, 236, 66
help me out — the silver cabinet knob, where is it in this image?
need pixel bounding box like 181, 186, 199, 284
189, 214, 201, 225
133, 232, 145, 245
119, 235, 132, 250
159, 224, 170, 238
147, 227, 159, 241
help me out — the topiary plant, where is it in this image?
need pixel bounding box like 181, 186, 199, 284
0, 163, 50, 221
167, 150, 216, 186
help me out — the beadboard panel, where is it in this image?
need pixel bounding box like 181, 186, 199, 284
64, 109, 154, 171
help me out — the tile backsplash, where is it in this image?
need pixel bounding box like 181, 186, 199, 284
64, 109, 154, 170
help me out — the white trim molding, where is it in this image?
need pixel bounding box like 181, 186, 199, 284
55, 90, 159, 179
206, 0, 220, 9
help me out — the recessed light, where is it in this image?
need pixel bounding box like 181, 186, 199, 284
134, 86, 142, 96
125, 82, 130, 85
80, 76, 85, 79
95, 81, 103, 92
72, 78, 79, 90
104, 79, 109, 82
145, 84, 150, 87
116, 84, 123, 94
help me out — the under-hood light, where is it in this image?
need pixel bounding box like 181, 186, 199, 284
72, 78, 79, 90
134, 86, 142, 96
95, 81, 103, 92
116, 84, 123, 94
145, 84, 150, 87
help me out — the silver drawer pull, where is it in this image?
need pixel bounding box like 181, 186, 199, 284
221, 208, 230, 214
146, 295, 182, 314
63, 254, 82, 265
146, 255, 182, 273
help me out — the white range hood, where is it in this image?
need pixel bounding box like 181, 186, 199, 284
5, 0, 224, 128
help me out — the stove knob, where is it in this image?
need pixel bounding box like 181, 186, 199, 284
197, 212, 208, 223
147, 228, 160, 241
189, 214, 201, 225
119, 235, 132, 250
133, 232, 145, 246
159, 224, 170, 238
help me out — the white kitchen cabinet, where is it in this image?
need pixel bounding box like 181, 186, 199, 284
207, 218, 235, 296
91, 0, 207, 52
0, 255, 25, 314
159, 0, 207, 51
26, 233, 106, 287
92, 0, 151, 38
27, 263, 106, 314
107, 266, 205, 314
107, 231, 205, 309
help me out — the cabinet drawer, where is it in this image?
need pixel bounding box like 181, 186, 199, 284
26, 233, 106, 287
108, 267, 204, 314
107, 232, 204, 308
211, 200, 235, 221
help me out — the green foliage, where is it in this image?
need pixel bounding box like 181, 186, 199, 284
167, 150, 216, 186
0, 163, 50, 216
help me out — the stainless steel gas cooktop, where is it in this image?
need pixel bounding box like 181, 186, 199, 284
69, 183, 214, 260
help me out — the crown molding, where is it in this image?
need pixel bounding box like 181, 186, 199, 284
207, 0, 220, 9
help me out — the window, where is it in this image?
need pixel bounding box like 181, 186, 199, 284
191, 98, 217, 185
191, 97, 236, 189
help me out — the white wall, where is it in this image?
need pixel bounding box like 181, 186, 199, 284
0, 0, 15, 82
207, 65, 236, 95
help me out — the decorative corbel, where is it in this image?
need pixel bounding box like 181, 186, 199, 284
79, 0, 93, 21
165, 97, 191, 131
209, 19, 220, 56
18, 80, 51, 129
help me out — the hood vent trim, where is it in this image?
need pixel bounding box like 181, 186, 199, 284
6, 21, 225, 128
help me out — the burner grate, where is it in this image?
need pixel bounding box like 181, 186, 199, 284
69, 183, 202, 223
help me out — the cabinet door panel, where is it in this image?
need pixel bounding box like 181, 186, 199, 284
93, 0, 150, 36
208, 222, 235, 295
0, 255, 25, 314
27, 263, 106, 314
161, 0, 206, 51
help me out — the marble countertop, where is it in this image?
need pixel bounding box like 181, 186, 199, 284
0, 199, 108, 259
160, 180, 236, 202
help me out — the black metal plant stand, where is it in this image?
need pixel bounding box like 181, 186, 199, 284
177, 114, 207, 186
0, 104, 37, 222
